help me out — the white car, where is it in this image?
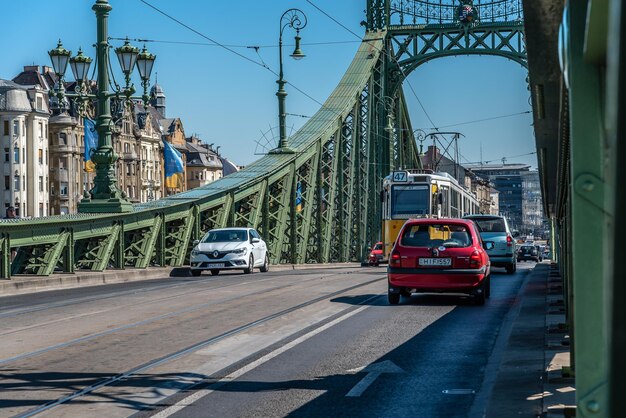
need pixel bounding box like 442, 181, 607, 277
190, 227, 269, 276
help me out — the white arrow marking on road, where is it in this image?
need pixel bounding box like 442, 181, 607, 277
346, 360, 405, 397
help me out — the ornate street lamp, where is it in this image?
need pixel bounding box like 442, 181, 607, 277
48, 0, 156, 213
270, 8, 308, 154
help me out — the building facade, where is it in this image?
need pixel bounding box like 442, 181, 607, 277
0, 78, 50, 217
468, 164, 544, 233
185, 135, 223, 189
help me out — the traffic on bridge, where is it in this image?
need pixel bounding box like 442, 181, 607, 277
0, 0, 624, 417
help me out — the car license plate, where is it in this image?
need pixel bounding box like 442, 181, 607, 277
207, 263, 225, 268
419, 258, 451, 267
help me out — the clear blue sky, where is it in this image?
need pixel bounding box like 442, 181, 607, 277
0, 0, 535, 168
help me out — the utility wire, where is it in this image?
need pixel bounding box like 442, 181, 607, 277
417, 110, 532, 130
138, 0, 271, 71
109, 37, 366, 49
138, 0, 341, 117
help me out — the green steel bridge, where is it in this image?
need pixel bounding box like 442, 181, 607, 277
1, 1, 625, 416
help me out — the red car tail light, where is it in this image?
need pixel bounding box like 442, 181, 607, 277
470, 250, 481, 268
506, 235, 513, 246
390, 250, 401, 267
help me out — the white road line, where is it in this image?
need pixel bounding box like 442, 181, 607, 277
345, 372, 381, 397
151, 304, 371, 418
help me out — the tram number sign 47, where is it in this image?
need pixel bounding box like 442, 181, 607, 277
392, 171, 408, 182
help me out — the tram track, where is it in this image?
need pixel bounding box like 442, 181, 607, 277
12, 275, 385, 418
0, 269, 377, 365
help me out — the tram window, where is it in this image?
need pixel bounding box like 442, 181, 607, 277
391, 185, 429, 216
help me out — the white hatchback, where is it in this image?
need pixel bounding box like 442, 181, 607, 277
190, 227, 269, 276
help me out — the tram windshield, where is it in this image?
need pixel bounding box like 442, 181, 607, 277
391, 185, 429, 217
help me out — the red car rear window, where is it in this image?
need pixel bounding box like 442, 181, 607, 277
400, 224, 472, 248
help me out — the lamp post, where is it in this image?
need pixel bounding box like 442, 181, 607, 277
47, 0, 156, 213
270, 8, 307, 154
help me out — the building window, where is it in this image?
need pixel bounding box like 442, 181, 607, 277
38, 149, 43, 164
39, 176, 43, 192
126, 163, 131, 175
13, 174, 20, 191
60, 206, 69, 215
3, 148, 8, 162
4, 176, 9, 190
13, 120, 19, 136
3, 121, 8, 135
36, 96, 43, 110
60, 182, 68, 196
13, 147, 19, 163
59, 133, 67, 145
38, 122, 43, 139
39, 203, 44, 217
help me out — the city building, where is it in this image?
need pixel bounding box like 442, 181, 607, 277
0, 77, 50, 217
185, 135, 222, 189
467, 163, 544, 233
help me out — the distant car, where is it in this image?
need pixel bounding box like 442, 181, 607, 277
517, 245, 540, 262
369, 242, 384, 266
190, 227, 269, 276
387, 218, 492, 305
463, 214, 517, 274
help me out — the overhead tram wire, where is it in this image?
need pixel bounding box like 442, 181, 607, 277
305, 0, 477, 166
138, 0, 357, 120
108, 37, 367, 49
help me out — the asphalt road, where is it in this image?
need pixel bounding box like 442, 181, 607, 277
0, 262, 534, 418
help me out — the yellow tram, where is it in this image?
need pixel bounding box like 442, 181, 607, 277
380, 170, 480, 260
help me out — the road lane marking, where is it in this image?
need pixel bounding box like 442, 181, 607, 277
152, 297, 379, 418
345, 360, 405, 397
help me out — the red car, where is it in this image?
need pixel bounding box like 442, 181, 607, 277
368, 242, 384, 266
387, 218, 492, 305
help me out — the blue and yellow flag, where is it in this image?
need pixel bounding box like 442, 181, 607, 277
295, 181, 303, 213
83, 118, 98, 172
163, 139, 184, 189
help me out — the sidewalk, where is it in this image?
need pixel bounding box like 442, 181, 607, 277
484, 262, 575, 417
0, 263, 363, 297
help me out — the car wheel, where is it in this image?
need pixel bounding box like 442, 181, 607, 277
505, 263, 515, 274
388, 292, 400, 305
474, 282, 486, 306
191, 270, 202, 277
210, 269, 220, 276
260, 254, 269, 273
244, 255, 254, 274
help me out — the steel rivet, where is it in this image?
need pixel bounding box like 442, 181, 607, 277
586, 400, 600, 412
581, 181, 595, 192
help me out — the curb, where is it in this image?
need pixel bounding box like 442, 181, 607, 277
0, 263, 364, 297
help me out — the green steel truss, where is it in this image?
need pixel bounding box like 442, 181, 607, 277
0, 33, 419, 278
0, 3, 527, 279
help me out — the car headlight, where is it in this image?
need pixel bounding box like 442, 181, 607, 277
231, 247, 247, 255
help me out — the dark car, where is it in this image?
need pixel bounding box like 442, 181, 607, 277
387, 218, 492, 305
517, 245, 540, 262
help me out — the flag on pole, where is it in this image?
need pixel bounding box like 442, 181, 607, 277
295, 181, 303, 213
163, 139, 184, 189
83, 118, 98, 172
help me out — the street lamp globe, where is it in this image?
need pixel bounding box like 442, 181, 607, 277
69, 48, 93, 82
290, 34, 305, 60
48, 40, 71, 78
115, 38, 139, 78
136, 45, 156, 81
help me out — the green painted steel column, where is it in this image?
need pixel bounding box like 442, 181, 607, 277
78, 0, 132, 213
566, 2, 608, 416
